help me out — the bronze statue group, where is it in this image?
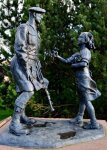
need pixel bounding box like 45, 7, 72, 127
9, 6, 101, 136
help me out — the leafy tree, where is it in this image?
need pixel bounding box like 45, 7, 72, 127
0, 0, 24, 118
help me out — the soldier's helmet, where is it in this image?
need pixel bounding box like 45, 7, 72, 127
29, 7, 46, 13
78, 32, 95, 49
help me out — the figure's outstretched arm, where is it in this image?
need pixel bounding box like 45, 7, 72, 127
57, 55, 70, 63
53, 51, 77, 64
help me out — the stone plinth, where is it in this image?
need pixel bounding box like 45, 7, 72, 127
0, 117, 105, 149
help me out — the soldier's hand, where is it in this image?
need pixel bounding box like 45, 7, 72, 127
52, 50, 58, 57
40, 79, 49, 89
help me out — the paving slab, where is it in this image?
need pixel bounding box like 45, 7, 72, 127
0, 117, 106, 150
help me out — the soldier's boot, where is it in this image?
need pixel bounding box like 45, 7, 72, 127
72, 113, 84, 127
9, 106, 30, 136
20, 108, 36, 125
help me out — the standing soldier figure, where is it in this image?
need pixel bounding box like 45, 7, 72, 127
9, 7, 49, 135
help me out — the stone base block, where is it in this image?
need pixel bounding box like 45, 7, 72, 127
0, 117, 105, 149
